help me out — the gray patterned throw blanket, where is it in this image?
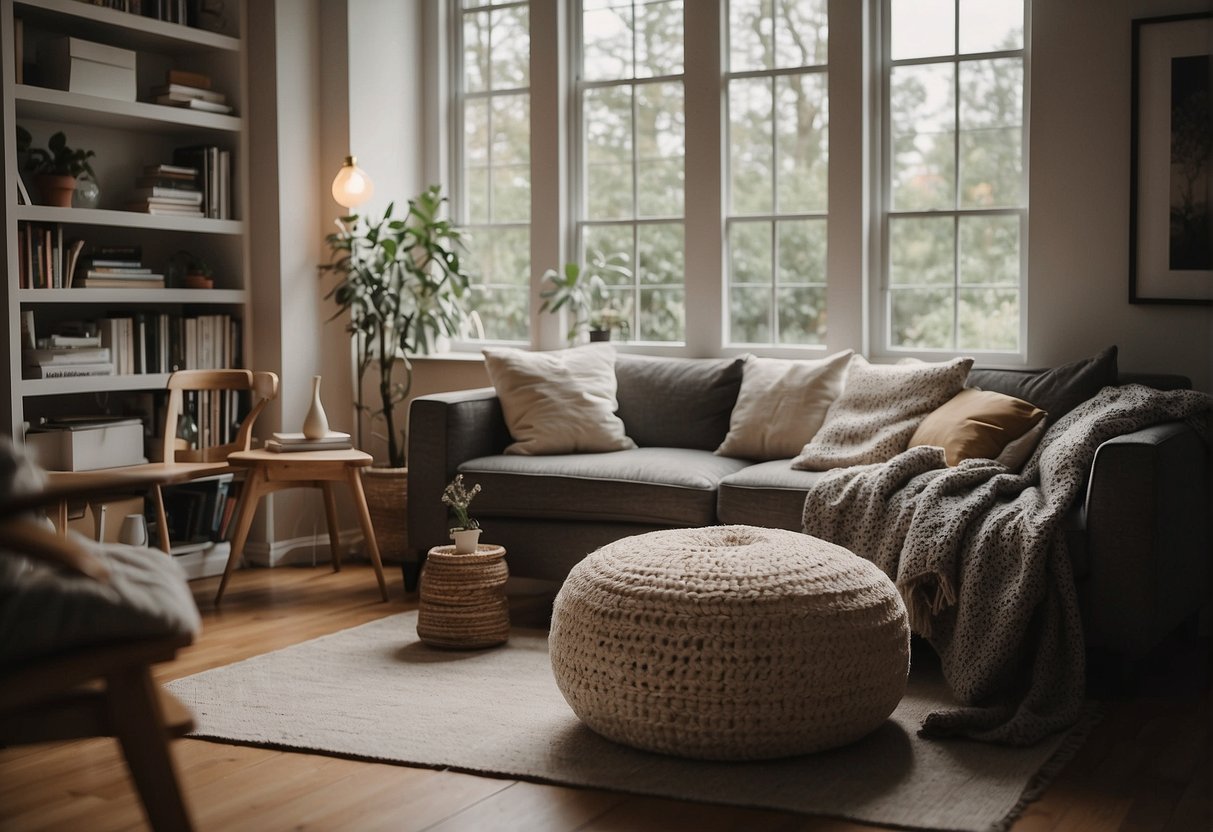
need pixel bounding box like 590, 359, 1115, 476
801, 384, 1211, 746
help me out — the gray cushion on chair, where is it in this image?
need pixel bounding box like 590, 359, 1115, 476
615, 354, 745, 450
461, 448, 750, 526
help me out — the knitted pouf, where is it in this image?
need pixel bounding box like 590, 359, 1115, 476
549, 525, 910, 760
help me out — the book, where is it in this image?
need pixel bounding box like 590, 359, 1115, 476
23, 347, 111, 365
77, 276, 167, 289
143, 163, 197, 178
135, 175, 200, 190
166, 69, 212, 89
83, 271, 163, 280
271, 431, 352, 444
80, 258, 143, 269
132, 186, 204, 203
126, 203, 204, 217
20, 310, 36, 349
155, 95, 234, 114
151, 83, 226, 104
23, 362, 115, 379
37, 333, 101, 348
265, 439, 354, 453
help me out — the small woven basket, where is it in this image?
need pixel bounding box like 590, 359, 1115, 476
417, 544, 509, 649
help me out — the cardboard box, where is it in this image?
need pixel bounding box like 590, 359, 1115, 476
26, 420, 147, 471
41, 37, 137, 101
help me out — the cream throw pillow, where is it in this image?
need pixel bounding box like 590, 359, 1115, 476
483, 345, 636, 455
791, 356, 974, 471
715, 350, 853, 461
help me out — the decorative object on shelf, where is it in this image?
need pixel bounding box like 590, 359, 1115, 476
320, 180, 473, 469
18, 128, 96, 208
417, 543, 510, 649
539, 250, 632, 344
302, 375, 331, 440
442, 474, 482, 554
117, 513, 148, 547
72, 175, 100, 209
168, 250, 213, 289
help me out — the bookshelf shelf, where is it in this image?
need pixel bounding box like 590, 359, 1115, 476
18, 288, 246, 304
14, 205, 243, 234
21, 371, 172, 397
14, 0, 240, 53
16, 84, 242, 133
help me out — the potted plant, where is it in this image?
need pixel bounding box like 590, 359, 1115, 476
442, 474, 482, 553
18, 128, 96, 208
539, 250, 632, 344
168, 250, 214, 289
320, 185, 473, 565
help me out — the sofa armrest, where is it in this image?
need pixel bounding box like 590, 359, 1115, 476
406, 388, 511, 562
1083, 421, 1211, 655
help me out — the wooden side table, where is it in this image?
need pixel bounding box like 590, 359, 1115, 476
216, 448, 389, 604
417, 544, 510, 649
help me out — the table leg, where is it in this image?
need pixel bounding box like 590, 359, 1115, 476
56, 499, 68, 537
151, 485, 171, 554
346, 468, 388, 602
216, 466, 265, 605
321, 482, 342, 572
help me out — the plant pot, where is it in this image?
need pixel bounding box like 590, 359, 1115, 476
417, 543, 509, 649
361, 466, 408, 564
182, 273, 213, 289
450, 528, 482, 554
36, 174, 77, 208
588, 328, 611, 342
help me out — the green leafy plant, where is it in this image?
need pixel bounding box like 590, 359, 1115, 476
539, 250, 632, 343
320, 185, 472, 468
442, 474, 481, 532
169, 250, 213, 278
19, 128, 96, 179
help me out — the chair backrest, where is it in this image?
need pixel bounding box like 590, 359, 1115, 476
160, 369, 279, 464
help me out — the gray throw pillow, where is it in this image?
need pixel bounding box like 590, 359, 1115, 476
615, 354, 745, 450
967, 346, 1118, 420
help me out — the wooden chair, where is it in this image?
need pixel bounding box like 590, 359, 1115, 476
50, 369, 279, 553
0, 485, 198, 832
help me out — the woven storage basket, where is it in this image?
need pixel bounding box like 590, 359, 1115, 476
361, 467, 407, 563
417, 544, 509, 649
549, 525, 910, 760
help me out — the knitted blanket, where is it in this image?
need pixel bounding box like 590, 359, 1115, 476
801, 384, 1211, 746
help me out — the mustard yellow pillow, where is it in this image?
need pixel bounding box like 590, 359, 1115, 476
908, 388, 1046, 467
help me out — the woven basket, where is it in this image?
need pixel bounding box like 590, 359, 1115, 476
361, 467, 407, 563
417, 544, 509, 649
549, 525, 910, 760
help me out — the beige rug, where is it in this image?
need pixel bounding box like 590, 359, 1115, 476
166, 612, 1094, 832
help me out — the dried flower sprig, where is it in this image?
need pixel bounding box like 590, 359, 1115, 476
442, 474, 482, 532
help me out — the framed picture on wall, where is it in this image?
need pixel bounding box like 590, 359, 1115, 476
1129, 12, 1212, 305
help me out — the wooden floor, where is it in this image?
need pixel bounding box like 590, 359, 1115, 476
1, 564, 1208, 832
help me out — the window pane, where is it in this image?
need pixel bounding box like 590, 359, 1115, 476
959, 58, 1022, 208
775, 0, 827, 68
491, 94, 530, 222
463, 11, 489, 93
776, 72, 828, 213
959, 288, 1018, 350
890, 0, 954, 61
491, 5, 530, 89
600, 286, 636, 339
889, 216, 954, 286
777, 286, 825, 344
637, 222, 684, 286
636, 82, 684, 218
583, 224, 634, 284
584, 86, 634, 220
463, 98, 490, 224
730, 220, 772, 286
890, 63, 955, 211
583, 2, 632, 81
958, 215, 1019, 286
465, 226, 531, 341
729, 0, 773, 72
465, 167, 489, 225
731, 288, 772, 343
474, 287, 530, 341
640, 287, 684, 341
890, 288, 953, 349
777, 218, 826, 286
635, 0, 683, 78
960, 0, 1022, 53
729, 76, 774, 215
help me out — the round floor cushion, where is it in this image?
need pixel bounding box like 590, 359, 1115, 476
549, 525, 910, 760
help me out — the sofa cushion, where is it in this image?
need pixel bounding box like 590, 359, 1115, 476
792, 356, 974, 471
483, 344, 636, 455
909, 388, 1047, 466
967, 345, 1118, 421
460, 448, 751, 527
716, 350, 853, 461
615, 354, 745, 450
717, 460, 830, 531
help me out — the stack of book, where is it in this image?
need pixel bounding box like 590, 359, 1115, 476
18, 224, 84, 289
74, 247, 166, 289
127, 163, 204, 217
266, 431, 353, 453
173, 145, 231, 219
22, 332, 113, 379
151, 69, 233, 114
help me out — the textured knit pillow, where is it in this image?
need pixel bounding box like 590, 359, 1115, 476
791, 356, 974, 471
716, 350, 853, 461
483, 345, 637, 455
907, 388, 1047, 467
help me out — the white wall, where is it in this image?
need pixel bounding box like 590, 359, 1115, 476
1029, 0, 1212, 391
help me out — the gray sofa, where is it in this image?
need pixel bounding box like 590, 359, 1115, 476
407, 352, 1210, 659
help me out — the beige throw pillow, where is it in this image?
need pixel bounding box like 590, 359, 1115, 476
907, 388, 1047, 467
791, 356, 974, 471
483, 345, 636, 455
715, 350, 853, 461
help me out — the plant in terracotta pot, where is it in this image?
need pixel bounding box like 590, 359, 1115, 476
442, 474, 482, 554
19, 128, 96, 208
320, 185, 473, 570
539, 249, 631, 344
169, 250, 214, 289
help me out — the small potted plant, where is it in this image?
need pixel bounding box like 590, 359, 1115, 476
19, 128, 96, 208
539, 250, 632, 344
169, 250, 214, 289
442, 474, 482, 553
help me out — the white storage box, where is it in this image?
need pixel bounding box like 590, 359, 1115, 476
41, 37, 137, 102
26, 419, 147, 471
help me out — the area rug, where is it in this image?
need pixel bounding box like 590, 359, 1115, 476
166, 612, 1095, 832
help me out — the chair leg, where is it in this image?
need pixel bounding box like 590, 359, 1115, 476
152, 485, 171, 554
347, 468, 388, 602
105, 665, 195, 832
321, 482, 342, 572
217, 467, 264, 605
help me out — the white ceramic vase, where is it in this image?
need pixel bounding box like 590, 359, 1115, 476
303, 375, 330, 439
451, 528, 482, 554
118, 513, 148, 547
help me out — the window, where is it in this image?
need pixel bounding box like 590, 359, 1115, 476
453, 0, 531, 341
883, 0, 1026, 353
726, 0, 830, 346
576, 0, 686, 343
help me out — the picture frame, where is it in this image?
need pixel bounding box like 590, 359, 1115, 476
1129, 12, 1212, 305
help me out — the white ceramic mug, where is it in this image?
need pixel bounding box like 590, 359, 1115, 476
118, 513, 148, 547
